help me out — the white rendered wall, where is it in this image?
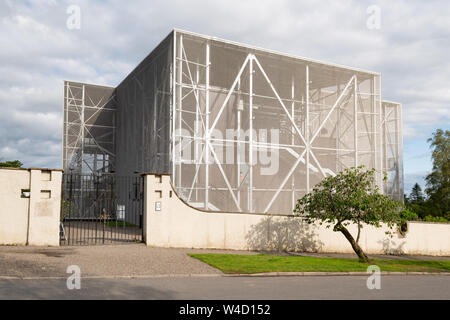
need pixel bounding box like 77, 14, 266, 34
0, 168, 62, 246
0, 168, 30, 245
144, 174, 450, 256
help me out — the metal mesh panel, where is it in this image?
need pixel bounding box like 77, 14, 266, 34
382, 101, 404, 201
114, 33, 173, 177
63, 29, 403, 215
63, 81, 116, 175
173, 31, 384, 214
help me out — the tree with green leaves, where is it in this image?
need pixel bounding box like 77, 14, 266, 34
294, 167, 402, 263
409, 183, 425, 204
425, 129, 449, 217
405, 183, 428, 219
0, 160, 23, 168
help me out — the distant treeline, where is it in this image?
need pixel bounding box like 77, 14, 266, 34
404, 129, 450, 223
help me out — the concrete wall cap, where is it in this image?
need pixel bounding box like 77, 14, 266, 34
0, 167, 63, 172
141, 172, 171, 177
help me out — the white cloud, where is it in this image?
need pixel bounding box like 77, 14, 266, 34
0, 0, 448, 171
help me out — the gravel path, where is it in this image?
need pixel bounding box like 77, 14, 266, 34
0, 244, 254, 278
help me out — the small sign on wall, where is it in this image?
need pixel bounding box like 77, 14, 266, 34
155, 201, 161, 212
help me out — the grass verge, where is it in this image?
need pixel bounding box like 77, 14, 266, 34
189, 254, 450, 274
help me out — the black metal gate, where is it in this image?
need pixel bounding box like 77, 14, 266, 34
60, 173, 144, 245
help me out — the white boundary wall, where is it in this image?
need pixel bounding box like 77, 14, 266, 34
144, 174, 450, 256
0, 168, 62, 246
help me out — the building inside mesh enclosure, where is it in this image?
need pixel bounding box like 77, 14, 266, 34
63, 29, 404, 215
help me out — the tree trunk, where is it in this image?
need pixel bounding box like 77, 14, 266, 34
335, 223, 370, 263
356, 220, 361, 244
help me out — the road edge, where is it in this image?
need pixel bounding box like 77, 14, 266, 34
2, 271, 450, 280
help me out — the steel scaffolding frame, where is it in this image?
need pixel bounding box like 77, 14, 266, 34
381, 101, 404, 201
63, 81, 116, 175
63, 29, 403, 215
172, 30, 387, 214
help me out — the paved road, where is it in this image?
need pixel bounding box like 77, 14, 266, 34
1, 275, 449, 300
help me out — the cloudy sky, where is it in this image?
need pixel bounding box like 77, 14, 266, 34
0, 0, 449, 194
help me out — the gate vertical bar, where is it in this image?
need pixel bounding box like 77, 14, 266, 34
69, 172, 73, 245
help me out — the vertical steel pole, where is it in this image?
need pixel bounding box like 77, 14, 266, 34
249, 55, 254, 212
205, 41, 210, 210
177, 34, 183, 189
399, 103, 404, 201
68, 172, 73, 245
81, 84, 85, 172
195, 63, 200, 201
395, 105, 401, 200
64, 82, 69, 170
306, 65, 310, 193
384, 103, 388, 193
336, 83, 341, 172
80, 85, 85, 219
291, 75, 295, 213
372, 77, 378, 185
395, 104, 400, 198
354, 77, 358, 167
171, 31, 177, 188
153, 70, 158, 169
374, 77, 380, 187
237, 78, 241, 206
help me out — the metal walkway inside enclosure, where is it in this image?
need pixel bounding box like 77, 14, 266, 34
60, 173, 144, 246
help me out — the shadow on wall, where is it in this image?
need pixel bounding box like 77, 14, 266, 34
245, 217, 324, 253
378, 237, 406, 255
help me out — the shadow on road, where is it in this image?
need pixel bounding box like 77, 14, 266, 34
0, 278, 175, 300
